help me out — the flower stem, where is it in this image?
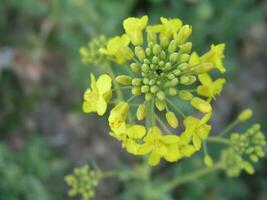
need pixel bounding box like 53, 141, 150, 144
156, 114, 170, 134
218, 119, 239, 137
206, 136, 230, 144
155, 164, 221, 196
111, 86, 132, 92
166, 98, 186, 118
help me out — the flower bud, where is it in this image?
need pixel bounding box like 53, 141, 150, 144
135, 46, 146, 61
132, 78, 142, 86
130, 63, 140, 72
180, 75, 196, 85
168, 40, 177, 53
132, 87, 141, 96
166, 111, 179, 128
115, 75, 132, 85
191, 97, 212, 113
238, 109, 253, 122
153, 44, 162, 55
176, 25, 192, 44
141, 64, 150, 73
204, 155, 213, 168
156, 91, 165, 100
178, 54, 190, 63
178, 63, 189, 71
145, 93, 153, 101
152, 56, 159, 64
160, 51, 166, 60
179, 42, 192, 54
137, 104, 147, 121
141, 85, 150, 93
160, 37, 169, 49
168, 88, 177, 96
178, 90, 193, 101
155, 99, 166, 111
145, 48, 152, 56
169, 52, 179, 63
150, 85, 159, 93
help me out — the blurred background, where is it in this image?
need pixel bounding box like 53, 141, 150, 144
0, 0, 267, 199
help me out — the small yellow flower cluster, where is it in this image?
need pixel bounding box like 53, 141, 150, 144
82, 16, 228, 166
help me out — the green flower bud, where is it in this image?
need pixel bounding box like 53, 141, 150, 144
159, 51, 166, 60
169, 52, 179, 63
143, 78, 149, 85
159, 61, 165, 67
168, 40, 177, 53
191, 97, 212, 113
167, 73, 175, 80
131, 87, 141, 96
130, 63, 140, 72
115, 75, 132, 85
155, 99, 166, 111
178, 54, 190, 63
176, 25, 192, 44
135, 46, 146, 61
150, 85, 159, 93
132, 78, 142, 86
137, 104, 147, 120
165, 62, 172, 70
141, 85, 150, 93
145, 48, 152, 56
204, 155, 213, 168
180, 75, 196, 85
166, 111, 179, 128
179, 42, 192, 54
145, 93, 153, 101
144, 58, 150, 64
168, 88, 177, 96
178, 63, 189, 71
152, 56, 159, 64
141, 64, 150, 73
153, 44, 162, 55
149, 79, 156, 85
178, 90, 193, 101
173, 69, 181, 76
171, 78, 179, 86
238, 109, 253, 122
160, 37, 169, 49
157, 91, 165, 100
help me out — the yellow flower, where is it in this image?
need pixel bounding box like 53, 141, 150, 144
108, 101, 129, 130
146, 17, 182, 41
99, 34, 133, 64
181, 114, 212, 151
197, 73, 225, 99
123, 16, 148, 46
190, 97, 212, 113
201, 43, 226, 73
138, 127, 181, 166
82, 73, 112, 116
110, 124, 146, 155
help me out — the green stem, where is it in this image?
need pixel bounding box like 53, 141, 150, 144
218, 120, 239, 137
155, 164, 221, 196
166, 98, 186, 118
206, 136, 230, 144
111, 86, 132, 92
151, 97, 156, 126
156, 114, 170, 134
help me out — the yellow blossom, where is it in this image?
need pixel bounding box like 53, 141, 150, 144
82, 73, 112, 116
197, 73, 225, 99
138, 127, 181, 166
123, 16, 148, 46
191, 97, 212, 113
201, 43, 226, 73
99, 34, 133, 64
108, 101, 129, 130
181, 114, 212, 151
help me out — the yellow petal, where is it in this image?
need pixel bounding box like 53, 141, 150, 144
138, 143, 152, 155
192, 134, 201, 151
148, 151, 161, 166
127, 125, 146, 139
191, 97, 212, 113
96, 96, 107, 116
82, 101, 96, 113
181, 145, 196, 157
96, 74, 112, 94
162, 135, 180, 144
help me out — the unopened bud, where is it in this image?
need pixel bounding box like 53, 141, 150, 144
156, 91, 165, 100
135, 46, 146, 61
169, 88, 177, 96
155, 99, 166, 111
178, 90, 193, 101
166, 111, 179, 128
178, 54, 190, 63
176, 25, 192, 44
130, 63, 140, 72
153, 44, 162, 55
169, 52, 179, 63
115, 75, 132, 85
204, 155, 213, 168
191, 97, 212, 113
137, 104, 147, 120
179, 42, 192, 54
238, 109, 253, 122
168, 40, 177, 53
132, 87, 141, 96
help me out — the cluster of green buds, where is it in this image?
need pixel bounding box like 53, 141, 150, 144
65, 164, 102, 200
80, 35, 108, 65
220, 124, 265, 177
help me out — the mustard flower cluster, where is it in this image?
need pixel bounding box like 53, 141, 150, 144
220, 124, 265, 177
82, 16, 227, 166
65, 165, 101, 200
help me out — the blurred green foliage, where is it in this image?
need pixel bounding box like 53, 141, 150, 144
0, 137, 68, 200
